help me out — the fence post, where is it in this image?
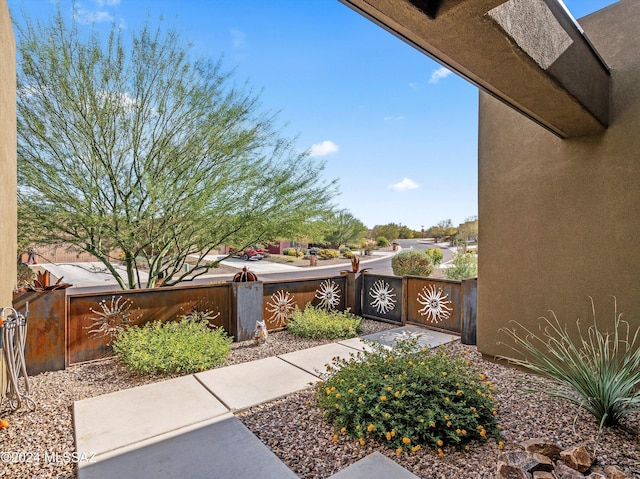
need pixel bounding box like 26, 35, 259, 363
12, 289, 67, 374
345, 272, 363, 316
230, 281, 264, 342
461, 278, 477, 345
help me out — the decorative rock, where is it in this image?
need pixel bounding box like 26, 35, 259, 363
500, 452, 545, 474
497, 461, 532, 479
560, 445, 594, 473
522, 438, 563, 462
586, 473, 606, 479
530, 453, 555, 472
604, 466, 631, 479
533, 472, 556, 479
556, 462, 587, 479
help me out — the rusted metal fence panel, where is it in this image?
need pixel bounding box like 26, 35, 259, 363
405, 277, 462, 334
262, 276, 347, 330
361, 273, 403, 325
67, 284, 231, 365
12, 289, 67, 375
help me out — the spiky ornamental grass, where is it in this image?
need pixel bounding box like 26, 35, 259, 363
499, 297, 640, 428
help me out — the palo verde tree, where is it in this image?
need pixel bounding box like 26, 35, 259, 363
16, 11, 336, 289
323, 209, 368, 249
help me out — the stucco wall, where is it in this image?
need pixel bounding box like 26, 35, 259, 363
0, 0, 16, 306
478, 0, 640, 359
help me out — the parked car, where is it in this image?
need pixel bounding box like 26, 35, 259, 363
229, 246, 265, 261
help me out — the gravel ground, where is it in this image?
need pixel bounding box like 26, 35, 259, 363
1, 320, 639, 479
238, 341, 640, 479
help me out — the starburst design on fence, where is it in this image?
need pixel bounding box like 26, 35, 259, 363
86, 296, 141, 343
369, 279, 397, 314
417, 284, 453, 323
265, 290, 297, 327
315, 279, 341, 310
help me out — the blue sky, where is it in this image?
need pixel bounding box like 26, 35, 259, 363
9, 0, 619, 231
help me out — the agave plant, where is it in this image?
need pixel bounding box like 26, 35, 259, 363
499, 297, 640, 428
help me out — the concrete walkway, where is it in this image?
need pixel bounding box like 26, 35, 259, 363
74, 326, 456, 479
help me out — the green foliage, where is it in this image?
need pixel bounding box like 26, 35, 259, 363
427, 219, 457, 241
322, 209, 368, 249
113, 320, 232, 375
16, 262, 35, 288
342, 250, 355, 259
316, 339, 500, 452
376, 236, 390, 247
15, 9, 337, 289
287, 305, 362, 339
499, 298, 640, 428
318, 249, 340, 259
427, 248, 444, 266
446, 252, 478, 280
283, 248, 304, 257
370, 223, 416, 241
391, 250, 434, 277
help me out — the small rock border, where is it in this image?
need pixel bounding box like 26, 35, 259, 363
498, 438, 632, 479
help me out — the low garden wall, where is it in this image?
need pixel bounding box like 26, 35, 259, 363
12, 273, 477, 373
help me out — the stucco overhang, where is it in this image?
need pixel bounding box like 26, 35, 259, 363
340, 0, 610, 138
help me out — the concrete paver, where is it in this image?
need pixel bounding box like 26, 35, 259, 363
78, 414, 298, 479
362, 325, 457, 349
195, 356, 318, 411
328, 452, 420, 479
278, 342, 362, 377
74, 375, 228, 457
338, 337, 383, 352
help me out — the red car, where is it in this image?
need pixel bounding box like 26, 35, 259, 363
229, 246, 265, 261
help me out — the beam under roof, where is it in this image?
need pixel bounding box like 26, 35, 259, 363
340, 0, 610, 138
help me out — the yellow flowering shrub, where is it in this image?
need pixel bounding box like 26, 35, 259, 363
314, 339, 501, 452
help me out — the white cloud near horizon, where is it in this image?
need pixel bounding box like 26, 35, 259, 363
389, 177, 420, 192
384, 115, 405, 121
429, 66, 452, 84
309, 140, 339, 157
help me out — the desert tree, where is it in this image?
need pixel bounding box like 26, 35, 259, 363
323, 209, 368, 249
16, 10, 336, 289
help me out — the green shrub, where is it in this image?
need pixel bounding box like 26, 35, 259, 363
342, 250, 355, 259
446, 252, 478, 280
318, 249, 340, 260
391, 250, 434, 277
16, 262, 35, 288
499, 298, 640, 428
427, 248, 444, 266
316, 339, 500, 453
376, 236, 390, 247
113, 320, 232, 375
283, 248, 303, 257
288, 304, 362, 339
339, 246, 351, 254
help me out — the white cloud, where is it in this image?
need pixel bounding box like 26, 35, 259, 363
384, 115, 405, 121
389, 177, 419, 192
94, 0, 121, 6
230, 29, 247, 48
429, 66, 452, 84
74, 7, 114, 24
408, 82, 420, 90
309, 140, 339, 157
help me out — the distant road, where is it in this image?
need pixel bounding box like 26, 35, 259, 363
67, 239, 452, 294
